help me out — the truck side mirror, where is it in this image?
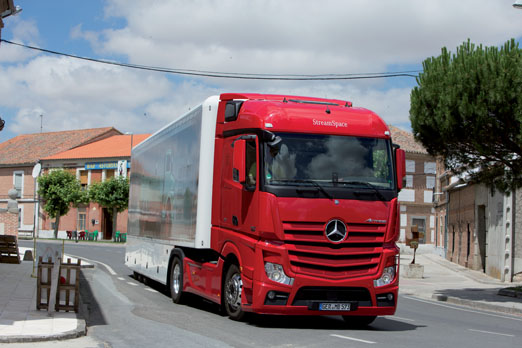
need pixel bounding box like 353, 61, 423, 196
233, 139, 246, 184
395, 148, 406, 190
225, 101, 244, 122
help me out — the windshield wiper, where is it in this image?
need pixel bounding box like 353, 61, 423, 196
342, 181, 386, 200
276, 179, 334, 200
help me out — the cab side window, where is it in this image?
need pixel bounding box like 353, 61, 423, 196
246, 140, 257, 188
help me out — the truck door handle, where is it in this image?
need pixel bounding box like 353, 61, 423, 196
232, 216, 238, 226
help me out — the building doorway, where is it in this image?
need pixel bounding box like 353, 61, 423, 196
102, 208, 113, 240
477, 205, 487, 273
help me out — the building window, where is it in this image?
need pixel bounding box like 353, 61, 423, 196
13, 171, 23, 198
78, 207, 86, 231
426, 176, 435, 189
79, 170, 88, 189
424, 190, 433, 203
424, 161, 436, 174
406, 160, 415, 173
405, 175, 413, 188
398, 189, 415, 202
106, 170, 115, 180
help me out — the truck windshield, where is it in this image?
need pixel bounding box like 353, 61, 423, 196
263, 133, 394, 190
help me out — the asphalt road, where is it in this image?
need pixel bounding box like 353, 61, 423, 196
18, 240, 522, 348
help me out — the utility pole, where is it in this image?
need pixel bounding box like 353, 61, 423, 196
40, 114, 43, 133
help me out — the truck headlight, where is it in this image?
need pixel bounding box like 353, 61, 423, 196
374, 266, 396, 287
264, 262, 294, 286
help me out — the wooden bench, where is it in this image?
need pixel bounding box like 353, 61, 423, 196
0, 235, 20, 264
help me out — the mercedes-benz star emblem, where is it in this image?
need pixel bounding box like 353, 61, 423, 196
325, 219, 347, 243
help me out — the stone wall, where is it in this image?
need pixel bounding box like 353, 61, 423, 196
514, 188, 522, 280
0, 210, 18, 237
0, 188, 19, 237
447, 184, 477, 269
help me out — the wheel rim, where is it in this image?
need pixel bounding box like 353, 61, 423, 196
225, 272, 242, 311
172, 263, 181, 294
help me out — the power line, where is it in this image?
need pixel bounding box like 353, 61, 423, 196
0, 39, 420, 80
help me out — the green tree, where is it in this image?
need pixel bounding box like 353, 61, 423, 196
89, 176, 129, 238
410, 38, 522, 192
38, 170, 85, 239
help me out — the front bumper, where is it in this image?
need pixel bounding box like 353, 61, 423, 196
244, 274, 398, 316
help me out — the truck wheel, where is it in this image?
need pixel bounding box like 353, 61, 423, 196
224, 264, 245, 321
170, 257, 185, 304
342, 315, 377, 327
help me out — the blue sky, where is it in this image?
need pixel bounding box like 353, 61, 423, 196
1, 0, 521, 141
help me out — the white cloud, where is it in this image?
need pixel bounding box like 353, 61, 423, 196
98, 0, 522, 74
0, 55, 174, 135
0, 18, 40, 62
1, 0, 522, 139
70, 24, 101, 51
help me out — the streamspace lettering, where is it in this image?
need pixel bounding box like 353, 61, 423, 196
312, 119, 348, 128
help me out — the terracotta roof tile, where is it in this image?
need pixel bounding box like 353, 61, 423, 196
388, 125, 428, 154
0, 127, 121, 166
43, 134, 150, 160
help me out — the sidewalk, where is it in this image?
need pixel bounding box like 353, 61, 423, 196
0, 253, 87, 343
399, 253, 522, 316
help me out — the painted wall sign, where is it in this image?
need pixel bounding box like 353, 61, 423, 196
85, 161, 131, 170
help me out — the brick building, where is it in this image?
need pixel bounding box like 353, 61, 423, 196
39, 133, 149, 240
389, 126, 437, 247
0, 127, 122, 237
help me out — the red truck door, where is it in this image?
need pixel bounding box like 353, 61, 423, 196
221, 135, 260, 236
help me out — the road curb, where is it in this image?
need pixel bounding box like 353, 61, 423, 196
431, 293, 522, 317
0, 318, 86, 343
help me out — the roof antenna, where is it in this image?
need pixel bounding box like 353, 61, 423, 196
283, 97, 288, 103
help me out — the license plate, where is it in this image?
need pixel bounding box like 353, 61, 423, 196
319, 303, 351, 311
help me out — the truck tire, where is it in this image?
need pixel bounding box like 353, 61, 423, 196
342, 315, 377, 327
224, 264, 245, 321
170, 257, 185, 304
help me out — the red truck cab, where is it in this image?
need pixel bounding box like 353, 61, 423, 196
208, 93, 405, 323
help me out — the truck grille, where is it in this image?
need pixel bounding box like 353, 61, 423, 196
292, 287, 372, 307
283, 221, 385, 279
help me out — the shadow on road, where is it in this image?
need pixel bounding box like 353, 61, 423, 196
79, 269, 107, 327
129, 274, 422, 332
247, 314, 422, 332
435, 287, 522, 303
128, 273, 224, 315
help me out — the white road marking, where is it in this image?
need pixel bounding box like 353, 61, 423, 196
331, 334, 376, 344
127, 282, 139, 286
68, 253, 117, 276
385, 315, 415, 322
145, 288, 158, 293
468, 329, 515, 337
403, 295, 522, 322
117, 277, 125, 281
